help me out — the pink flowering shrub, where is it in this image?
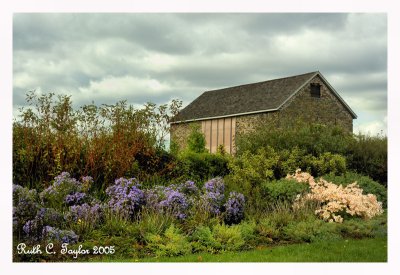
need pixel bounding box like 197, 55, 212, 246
287, 169, 383, 223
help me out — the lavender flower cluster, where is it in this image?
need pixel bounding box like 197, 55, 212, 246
144, 186, 168, 210
65, 192, 87, 206
13, 184, 40, 231
201, 177, 225, 215
143, 182, 197, 219
106, 177, 145, 218
36, 207, 64, 226
159, 189, 189, 219
66, 203, 103, 223
54, 172, 81, 187
22, 218, 42, 241
224, 192, 245, 225
40, 172, 93, 208
204, 177, 225, 194
142, 178, 235, 219
22, 207, 65, 241
42, 226, 79, 244
177, 181, 199, 195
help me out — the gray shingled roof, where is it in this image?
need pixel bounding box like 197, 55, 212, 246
171, 71, 356, 123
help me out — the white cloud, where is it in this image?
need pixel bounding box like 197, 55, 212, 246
78, 75, 172, 98
354, 116, 387, 136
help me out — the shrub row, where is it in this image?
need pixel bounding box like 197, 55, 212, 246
235, 123, 387, 185
228, 147, 347, 186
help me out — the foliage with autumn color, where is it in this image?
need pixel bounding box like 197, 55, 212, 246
13, 91, 182, 192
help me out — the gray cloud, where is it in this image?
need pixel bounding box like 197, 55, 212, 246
13, 13, 387, 135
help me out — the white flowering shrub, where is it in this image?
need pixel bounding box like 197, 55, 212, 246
287, 169, 383, 223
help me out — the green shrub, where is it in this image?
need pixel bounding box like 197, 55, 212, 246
261, 179, 309, 204
347, 133, 387, 185
321, 172, 387, 208
256, 217, 281, 243
176, 151, 230, 182
254, 201, 319, 244
191, 222, 256, 253
191, 226, 221, 253
263, 204, 297, 229
227, 148, 345, 213
145, 224, 192, 257
183, 202, 220, 233
212, 224, 245, 251
283, 219, 341, 243
303, 152, 347, 176
228, 147, 345, 199
206, 153, 231, 178
276, 147, 305, 178
237, 221, 257, 246
228, 147, 279, 188
336, 213, 387, 239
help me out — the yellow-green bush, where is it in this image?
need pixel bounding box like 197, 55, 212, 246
145, 224, 192, 257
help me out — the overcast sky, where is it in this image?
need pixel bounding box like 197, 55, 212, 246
13, 13, 387, 135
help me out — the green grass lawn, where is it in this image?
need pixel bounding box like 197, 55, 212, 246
93, 237, 387, 262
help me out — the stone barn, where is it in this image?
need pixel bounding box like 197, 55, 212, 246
170, 71, 357, 154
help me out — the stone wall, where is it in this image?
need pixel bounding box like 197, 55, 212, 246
279, 74, 353, 132
235, 111, 280, 136
235, 74, 354, 136
170, 121, 201, 151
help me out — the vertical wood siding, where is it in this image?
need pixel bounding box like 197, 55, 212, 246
202, 117, 236, 154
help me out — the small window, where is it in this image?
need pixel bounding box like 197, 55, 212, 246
310, 84, 321, 98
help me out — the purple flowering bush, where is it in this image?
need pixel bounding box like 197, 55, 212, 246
143, 185, 190, 219
66, 203, 103, 222
36, 207, 64, 227
159, 189, 189, 219
65, 192, 87, 206
42, 226, 79, 244
204, 177, 225, 194
13, 184, 40, 235
40, 172, 93, 210
201, 177, 226, 215
22, 218, 42, 241
177, 181, 199, 195
143, 186, 167, 210
22, 207, 65, 242
224, 192, 246, 225
106, 177, 145, 219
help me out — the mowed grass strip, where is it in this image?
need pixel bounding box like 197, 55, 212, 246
96, 237, 387, 262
